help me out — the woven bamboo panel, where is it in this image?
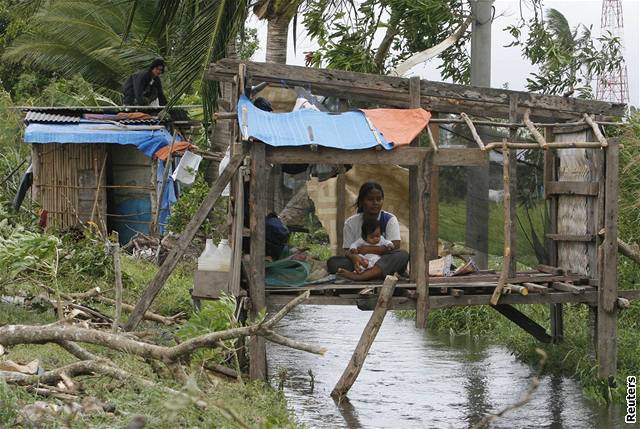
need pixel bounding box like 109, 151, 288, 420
32, 143, 107, 231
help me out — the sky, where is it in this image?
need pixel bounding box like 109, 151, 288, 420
248, 0, 640, 106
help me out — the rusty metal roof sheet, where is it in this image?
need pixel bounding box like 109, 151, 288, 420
24, 111, 81, 124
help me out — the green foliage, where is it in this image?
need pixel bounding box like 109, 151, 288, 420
237, 27, 260, 60
176, 294, 237, 362
166, 173, 228, 240
505, 6, 624, 96
303, 0, 471, 82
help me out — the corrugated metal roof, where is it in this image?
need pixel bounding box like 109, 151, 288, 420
24, 111, 81, 124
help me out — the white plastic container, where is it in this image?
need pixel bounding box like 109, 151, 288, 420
213, 239, 232, 272
197, 239, 218, 271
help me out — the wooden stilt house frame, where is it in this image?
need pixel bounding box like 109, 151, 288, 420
125, 60, 639, 389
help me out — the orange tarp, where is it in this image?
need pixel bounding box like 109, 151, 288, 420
361, 108, 431, 147
154, 141, 193, 161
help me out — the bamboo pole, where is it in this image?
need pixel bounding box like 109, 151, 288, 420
460, 112, 485, 150
490, 142, 512, 305
523, 109, 547, 148
583, 114, 608, 147
331, 275, 398, 398
111, 233, 123, 333
154, 130, 178, 234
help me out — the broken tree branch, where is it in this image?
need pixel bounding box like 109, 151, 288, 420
0, 292, 317, 364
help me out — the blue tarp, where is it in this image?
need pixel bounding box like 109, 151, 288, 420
24, 123, 179, 157
237, 95, 392, 150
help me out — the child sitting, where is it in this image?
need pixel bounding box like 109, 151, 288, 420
337, 217, 394, 279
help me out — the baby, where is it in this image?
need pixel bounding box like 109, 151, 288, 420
340, 217, 394, 277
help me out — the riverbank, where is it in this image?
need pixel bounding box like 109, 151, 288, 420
0, 219, 301, 428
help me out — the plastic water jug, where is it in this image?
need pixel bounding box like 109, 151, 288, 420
197, 239, 218, 271
214, 239, 232, 272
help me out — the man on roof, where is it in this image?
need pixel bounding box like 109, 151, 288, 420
122, 59, 167, 106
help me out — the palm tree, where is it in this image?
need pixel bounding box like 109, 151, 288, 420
253, 0, 301, 64
5, 0, 248, 117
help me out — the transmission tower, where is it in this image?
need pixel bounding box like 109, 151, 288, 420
596, 0, 629, 104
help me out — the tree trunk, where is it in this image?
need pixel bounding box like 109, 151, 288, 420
266, 14, 289, 64
265, 13, 290, 211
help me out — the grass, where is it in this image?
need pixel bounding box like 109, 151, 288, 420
0, 255, 302, 428
438, 199, 546, 269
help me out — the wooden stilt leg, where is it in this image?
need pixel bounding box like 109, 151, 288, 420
248, 142, 267, 381
331, 275, 398, 398
597, 141, 619, 380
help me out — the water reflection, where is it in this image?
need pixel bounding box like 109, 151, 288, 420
267, 305, 625, 429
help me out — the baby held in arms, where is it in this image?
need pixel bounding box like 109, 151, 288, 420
338, 217, 394, 279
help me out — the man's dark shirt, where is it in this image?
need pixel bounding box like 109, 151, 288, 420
122, 69, 167, 106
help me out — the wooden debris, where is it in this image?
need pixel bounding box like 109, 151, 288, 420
505, 284, 528, 296
490, 142, 512, 305
332, 276, 397, 398
523, 109, 547, 148
460, 112, 485, 150
583, 114, 608, 147
125, 154, 244, 331
522, 283, 549, 294
551, 282, 584, 294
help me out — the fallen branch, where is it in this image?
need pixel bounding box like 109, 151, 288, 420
0, 292, 317, 364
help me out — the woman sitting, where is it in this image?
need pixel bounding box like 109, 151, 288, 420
327, 182, 409, 281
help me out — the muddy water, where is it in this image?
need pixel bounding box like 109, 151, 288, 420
267, 305, 627, 429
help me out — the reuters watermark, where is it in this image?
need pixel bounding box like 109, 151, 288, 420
627, 376, 637, 424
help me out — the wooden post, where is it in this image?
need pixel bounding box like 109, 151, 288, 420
490, 142, 512, 305
409, 76, 422, 285
544, 127, 563, 342
228, 166, 246, 297
597, 140, 619, 380
331, 275, 398, 398
408, 76, 429, 328
507, 95, 518, 276
428, 121, 440, 260
149, 158, 159, 236
154, 130, 178, 234
124, 155, 244, 331
336, 170, 346, 252
111, 232, 122, 333
248, 141, 267, 380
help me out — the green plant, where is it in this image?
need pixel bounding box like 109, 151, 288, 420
176, 294, 237, 363
166, 173, 228, 240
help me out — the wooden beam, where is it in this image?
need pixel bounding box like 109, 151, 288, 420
415, 156, 431, 328
490, 142, 512, 305
523, 109, 547, 148
409, 76, 422, 287
207, 59, 625, 120
583, 114, 608, 147
523, 283, 549, 294
551, 282, 586, 294
248, 142, 268, 381
493, 304, 552, 343
460, 112, 485, 150
545, 181, 599, 196
124, 155, 244, 331
265, 289, 640, 309
597, 140, 619, 379
507, 96, 518, 276
331, 276, 398, 398
335, 171, 346, 253
428, 122, 440, 260
545, 233, 596, 242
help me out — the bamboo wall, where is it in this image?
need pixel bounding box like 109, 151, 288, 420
32, 143, 107, 231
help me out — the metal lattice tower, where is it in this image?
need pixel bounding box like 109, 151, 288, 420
596, 0, 629, 103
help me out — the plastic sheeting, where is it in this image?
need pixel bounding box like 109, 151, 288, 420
237, 95, 392, 150
24, 123, 180, 158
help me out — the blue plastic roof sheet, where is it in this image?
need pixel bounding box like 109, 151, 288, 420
237, 95, 392, 150
24, 123, 177, 158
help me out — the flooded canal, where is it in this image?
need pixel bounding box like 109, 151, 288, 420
267, 305, 627, 428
